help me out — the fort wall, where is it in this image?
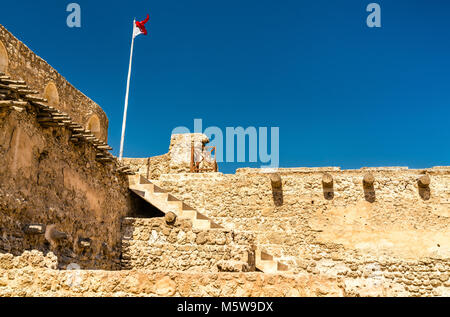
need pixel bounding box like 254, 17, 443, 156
0, 22, 449, 297
147, 167, 450, 296
0, 24, 108, 142
0, 107, 133, 269
121, 217, 255, 272
0, 24, 137, 270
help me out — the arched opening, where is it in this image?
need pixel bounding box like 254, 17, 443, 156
43, 82, 60, 107
0, 41, 8, 73
86, 114, 101, 139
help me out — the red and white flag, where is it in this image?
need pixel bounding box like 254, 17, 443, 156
133, 14, 150, 38
119, 13, 151, 161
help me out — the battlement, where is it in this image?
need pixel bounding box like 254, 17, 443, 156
0, 24, 108, 141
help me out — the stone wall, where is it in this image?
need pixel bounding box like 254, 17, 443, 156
123, 155, 170, 180
1, 250, 448, 296
123, 133, 213, 179
0, 24, 108, 142
0, 105, 132, 270
121, 217, 255, 272
1, 250, 449, 296
146, 167, 450, 295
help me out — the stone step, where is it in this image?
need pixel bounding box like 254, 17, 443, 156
178, 209, 198, 219
257, 260, 278, 273
166, 200, 183, 212
128, 174, 223, 230
255, 248, 289, 273
277, 262, 290, 271
192, 219, 211, 230
134, 183, 155, 193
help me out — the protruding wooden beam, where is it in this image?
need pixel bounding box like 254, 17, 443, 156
322, 173, 333, 187
45, 225, 68, 242
0, 78, 26, 85
363, 173, 375, 187
269, 173, 282, 189
23, 224, 46, 235
17, 89, 39, 95
9, 84, 28, 90
24, 95, 47, 102
0, 100, 28, 107
96, 157, 113, 162
0, 83, 14, 90
97, 145, 113, 151
78, 238, 92, 249
418, 175, 431, 188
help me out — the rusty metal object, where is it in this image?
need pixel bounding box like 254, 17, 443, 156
190, 145, 217, 173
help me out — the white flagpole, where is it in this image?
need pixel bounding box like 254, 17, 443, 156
119, 19, 137, 161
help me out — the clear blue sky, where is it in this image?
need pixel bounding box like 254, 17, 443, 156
1, 0, 449, 173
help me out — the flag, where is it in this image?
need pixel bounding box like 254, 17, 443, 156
133, 14, 150, 38
120, 13, 151, 161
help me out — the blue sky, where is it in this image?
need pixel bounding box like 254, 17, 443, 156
1, 0, 449, 173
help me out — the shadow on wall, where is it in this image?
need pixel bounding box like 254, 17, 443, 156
0, 40, 8, 73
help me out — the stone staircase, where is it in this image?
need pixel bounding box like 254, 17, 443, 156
255, 248, 289, 273
127, 174, 290, 273
0, 72, 134, 175
128, 175, 221, 230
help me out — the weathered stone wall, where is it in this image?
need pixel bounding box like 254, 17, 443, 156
0, 250, 57, 270
121, 217, 255, 272
148, 167, 450, 295
1, 251, 449, 296
0, 269, 340, 297
0, 24, 108, 142
123, 155, 170, 180
0, 107, 132, 270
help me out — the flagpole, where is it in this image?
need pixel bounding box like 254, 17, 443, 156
119, 19, 136, 161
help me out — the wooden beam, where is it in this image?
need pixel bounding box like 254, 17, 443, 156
0, 100, 28, 107
269, 173, 282, 189
363, 173, 375, 187
322, 173, 333, 187
418, 175, 430, 187
23, 224, 46, 235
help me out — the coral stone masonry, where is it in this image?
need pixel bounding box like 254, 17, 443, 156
0, 24, 449, 297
